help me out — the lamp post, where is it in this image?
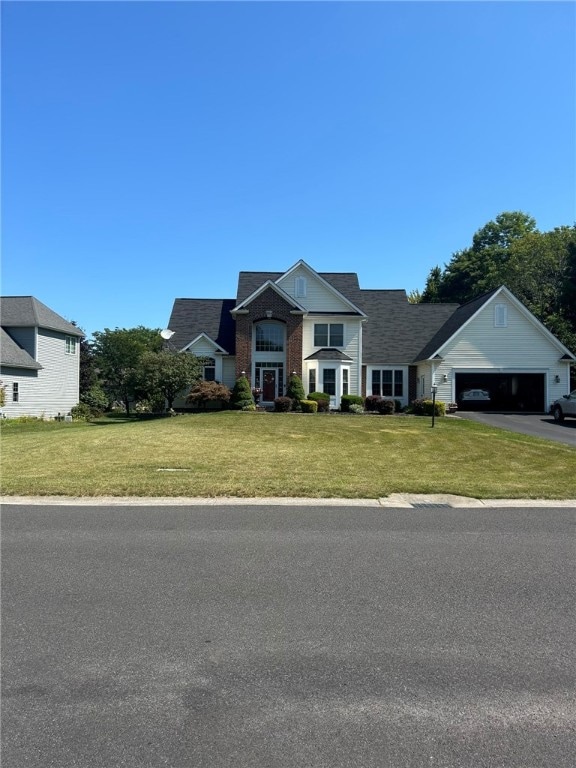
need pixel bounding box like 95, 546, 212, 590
431, 383, 438, 428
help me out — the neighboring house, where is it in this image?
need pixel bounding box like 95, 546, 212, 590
167, 260, 575, 412
0, 296, 84, 418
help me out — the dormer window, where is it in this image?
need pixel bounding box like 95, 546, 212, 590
295, 276, 307, 298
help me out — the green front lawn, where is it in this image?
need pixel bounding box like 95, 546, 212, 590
1, 412, 574, 499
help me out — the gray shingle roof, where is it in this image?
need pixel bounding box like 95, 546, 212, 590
359, 290, 460, 364
0, 296, 83, 337
413, 288, 500, 361
236, 271, 363, 308
167, 299, 236, 354
305, 348, 354, 361
0, 328, 42, 369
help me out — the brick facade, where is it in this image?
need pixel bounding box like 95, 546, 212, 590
234, 287, 303, 386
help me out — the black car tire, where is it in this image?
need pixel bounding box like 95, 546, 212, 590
553, 405, 564, 422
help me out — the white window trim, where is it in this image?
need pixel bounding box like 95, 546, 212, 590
494, 303, 508, 328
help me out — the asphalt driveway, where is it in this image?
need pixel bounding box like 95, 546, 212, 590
455, 411, 576, 447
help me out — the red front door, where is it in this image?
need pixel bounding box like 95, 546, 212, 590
262, 370, 276, 401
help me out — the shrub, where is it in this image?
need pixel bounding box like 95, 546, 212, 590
187, 380, 231, 409
230, 376, 255, 410
70, 403, 93, 421
376, 398, 395, 415
241, 403, 256, 411
349, 403, 364, 414
307, 392, 331, 412
365, 395, 384, 412
80, 384, 109, 415
274, 396, 293, 412
286, 374, 306, 409
300, 399, 318, 413
0, 381, 6, 409
340, 394, 364, 412
394, 399, 403, 413
409, 398, 446, 417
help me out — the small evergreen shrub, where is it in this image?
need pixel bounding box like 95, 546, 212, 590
230, 376, 255, 410
300, 399, 318, 413
274, 396, 293, 412
307, 392, 331, 412
340, 394, 364, 412
365, 395, 385, 412
241, 403, 257, 411
349, 403, 364, 414
394, 399, 403, 413
286, 374, 306, 410
376, 398, 395, 415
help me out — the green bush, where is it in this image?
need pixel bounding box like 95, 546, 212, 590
230, 376, 255, 410
307, 392, 331, 412
286, 374, 305, 410
70, 403, 93, 421
300, 399, 318, 413
349, 403, 364, 414
80, 384, 109, 415
409, 398, 446, 417
340, 394, 364, 412
187, 380, 231, 409
274, 396, 293, 412
376, 399, 395, 415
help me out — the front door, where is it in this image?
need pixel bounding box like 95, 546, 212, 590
262, 369, 277, 402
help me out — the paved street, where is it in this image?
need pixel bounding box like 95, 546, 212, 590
3, 503, 576, 767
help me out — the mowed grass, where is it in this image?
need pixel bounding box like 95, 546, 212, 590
1, 412, 575, 499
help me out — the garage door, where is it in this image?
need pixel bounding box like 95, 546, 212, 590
455, 373, 545, 412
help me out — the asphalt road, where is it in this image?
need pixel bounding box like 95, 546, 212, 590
3, 504, 576, 768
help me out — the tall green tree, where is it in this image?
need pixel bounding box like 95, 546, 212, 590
136, 350, 204, 411
91, 326, 163, 414
424, 211, 538, 304
504, 225, 576, 352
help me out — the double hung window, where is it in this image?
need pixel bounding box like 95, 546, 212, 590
372, 369, 403, 397
314, 323, 344, 347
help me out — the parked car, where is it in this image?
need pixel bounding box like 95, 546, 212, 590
551, 390, 576, 422
460, 389, 491, 401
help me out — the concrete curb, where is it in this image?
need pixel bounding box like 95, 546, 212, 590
2, 495, 575, 508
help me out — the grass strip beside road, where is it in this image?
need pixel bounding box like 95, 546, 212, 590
1, 412, 574, 499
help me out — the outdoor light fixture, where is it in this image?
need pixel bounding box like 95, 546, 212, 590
554, 375, 561, 384
431, 384, 438, 428
443, 374, 448, 383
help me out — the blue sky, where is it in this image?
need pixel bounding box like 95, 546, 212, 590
2, 1, 575, 338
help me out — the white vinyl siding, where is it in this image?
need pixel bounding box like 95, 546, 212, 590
1, 329, 80, 418
277, 266, 355, 313
302, 317, 362, 398
418, 294, 571, 406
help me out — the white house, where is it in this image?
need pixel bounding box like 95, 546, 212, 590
0, 296, 84, 418
166, 260, 575, 412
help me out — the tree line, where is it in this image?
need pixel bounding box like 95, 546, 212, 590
411, 211, 576, 353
